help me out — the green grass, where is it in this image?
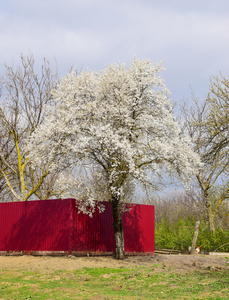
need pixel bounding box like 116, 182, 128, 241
0, 266, 228, 299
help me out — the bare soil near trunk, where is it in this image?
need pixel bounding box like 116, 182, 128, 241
0, 253, 229, 273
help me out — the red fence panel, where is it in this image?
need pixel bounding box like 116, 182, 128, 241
123, 203, 155, 253
0, 199, 71, 251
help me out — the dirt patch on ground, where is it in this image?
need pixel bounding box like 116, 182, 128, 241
0, 254, 229, 273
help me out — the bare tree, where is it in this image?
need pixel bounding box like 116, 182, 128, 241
180, 79, 229, 232
0, 54, 60, 202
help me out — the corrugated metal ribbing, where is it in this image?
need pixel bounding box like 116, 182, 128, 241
0, 201, 24, 251
70, 201, 115, 252
123, 204, 155, 253
0, 199, 71, 251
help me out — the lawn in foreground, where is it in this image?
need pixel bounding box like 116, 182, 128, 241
0, 266, 228, 299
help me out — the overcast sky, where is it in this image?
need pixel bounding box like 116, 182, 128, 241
1, 0, 229, 103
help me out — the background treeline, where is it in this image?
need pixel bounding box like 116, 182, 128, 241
0, 54, 229, 251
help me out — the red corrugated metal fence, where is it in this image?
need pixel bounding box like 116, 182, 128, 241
0, 199, 154, 255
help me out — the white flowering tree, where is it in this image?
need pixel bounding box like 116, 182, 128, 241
28, 58, 201, 259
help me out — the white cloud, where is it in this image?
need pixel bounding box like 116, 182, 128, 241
0, 0, 229, 101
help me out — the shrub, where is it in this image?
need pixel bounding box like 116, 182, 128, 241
155, 217, 229, 252
155, 216, 196, 251
198, 225, 229, 252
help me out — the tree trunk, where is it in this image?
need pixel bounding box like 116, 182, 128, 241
208, 207, 215, 233
111, 196, 125, 259
204, 192, 215, 233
